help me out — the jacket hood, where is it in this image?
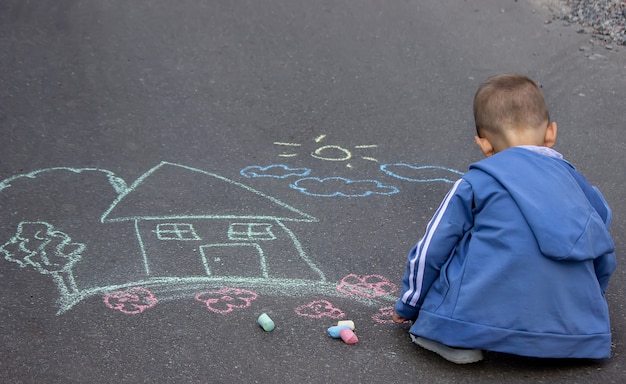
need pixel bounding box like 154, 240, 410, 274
469, 147, 614, 261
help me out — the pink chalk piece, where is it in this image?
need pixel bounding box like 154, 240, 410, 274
340, 328, 358, 344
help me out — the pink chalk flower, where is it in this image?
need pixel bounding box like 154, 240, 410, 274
195, 287, 258, 314
372, 306, 396, 324
103, 287, 158, 315
337, 274, 397, 299
295, 300, 345, 319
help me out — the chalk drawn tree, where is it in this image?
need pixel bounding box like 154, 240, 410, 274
0, 221, 84, 296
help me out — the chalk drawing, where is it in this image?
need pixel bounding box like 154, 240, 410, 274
195, 288, 258, 314
290, 177, 399, 197
241, 163, 463, 198
240, 164, 311, 179
295, 299, 345, 319
312, 145, 352, 161
274, 134, 378, 168
248, 137, 464, 198
1, 154, 464, 323
227, 223, 276, 241
0, 163, 398, 316
0, 167, 128, 194
154, 223, 202, 241
371, 306, 396, 324
380, 164, 463, 183
273, 142, 302, 158
199, 243, 269, 278
100, 162, 324, 281
1, 221, 84, 297
336, 274, 397, 299
103, 287, 158, 315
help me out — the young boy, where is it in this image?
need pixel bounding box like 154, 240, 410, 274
393, 73, 616, 364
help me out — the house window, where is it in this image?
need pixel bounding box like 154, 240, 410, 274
155, 223, 201, 241
228, 223, 275, 241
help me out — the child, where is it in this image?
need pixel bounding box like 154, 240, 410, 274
393, 73, 616, 364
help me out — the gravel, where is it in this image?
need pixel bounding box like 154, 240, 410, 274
557, 0, 626, 46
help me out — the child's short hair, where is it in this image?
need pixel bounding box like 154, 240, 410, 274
473, 73, 550, 137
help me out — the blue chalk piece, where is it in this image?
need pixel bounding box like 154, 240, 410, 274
327, 325, 351, 338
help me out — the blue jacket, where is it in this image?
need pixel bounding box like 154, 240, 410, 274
395, 147, 616, 359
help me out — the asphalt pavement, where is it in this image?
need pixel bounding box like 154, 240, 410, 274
1, 1, 625, 383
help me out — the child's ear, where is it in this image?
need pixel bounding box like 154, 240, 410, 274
544, 122, 557, 148
474, 135, 495, 157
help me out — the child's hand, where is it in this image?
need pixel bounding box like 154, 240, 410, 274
392, 310, 409, 324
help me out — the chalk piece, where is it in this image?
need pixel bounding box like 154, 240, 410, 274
339, 328, 358, 344
337, 320, 355, 330
257, 313, 275, 332
327, 325, 351, 338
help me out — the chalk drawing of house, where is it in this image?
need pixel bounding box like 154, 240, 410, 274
100, 162, 325, 282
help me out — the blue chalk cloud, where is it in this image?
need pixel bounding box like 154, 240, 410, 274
241, 164, 311, 179
290, 177, 399, 197
380, 164, 463, 183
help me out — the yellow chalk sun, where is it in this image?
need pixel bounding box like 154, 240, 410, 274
274, 135, 378, 168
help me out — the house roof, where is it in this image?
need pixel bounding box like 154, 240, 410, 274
100, 162, 317, 223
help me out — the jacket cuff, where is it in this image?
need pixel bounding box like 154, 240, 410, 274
395, 299, 419, 321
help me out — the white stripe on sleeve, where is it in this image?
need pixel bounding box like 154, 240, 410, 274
401, 179, 463, 306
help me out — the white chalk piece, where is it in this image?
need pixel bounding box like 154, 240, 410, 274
257, 313, 275, 332
337, 320, 355, 330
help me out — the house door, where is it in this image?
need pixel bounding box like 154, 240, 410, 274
199, 243, 268, 278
